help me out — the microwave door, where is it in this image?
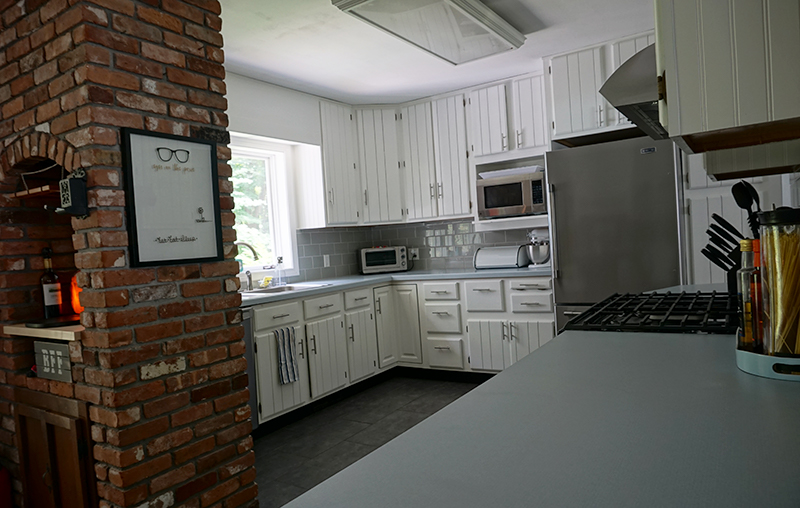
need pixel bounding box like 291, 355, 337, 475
479, 182, 526, 218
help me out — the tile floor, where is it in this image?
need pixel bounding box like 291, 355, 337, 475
253, 370, 489, 507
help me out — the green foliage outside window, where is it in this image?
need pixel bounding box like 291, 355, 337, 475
230, 156, 274, 266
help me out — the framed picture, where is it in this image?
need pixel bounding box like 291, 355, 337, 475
122, 128, 223, 267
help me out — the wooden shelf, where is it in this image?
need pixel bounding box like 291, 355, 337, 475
13, 184, 59, 198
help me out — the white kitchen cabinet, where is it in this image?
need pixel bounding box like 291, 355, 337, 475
402, 102, 438, 220
467, 318, 554, 371
432, 94, 471, 217
253, 314, 310, 422
373, 284, 423, 366
423, 303, 461, 333
511, 74, 549, 151
465, 280, 504, 312
357, 108, 404, 223
320, 100, 361, 225
469, 84, 509, 156
345, 307, 378, 383
550, 47, 608, 138
426, 338, 464, 370
305, 315, 349, 399
655, 0, 800, 154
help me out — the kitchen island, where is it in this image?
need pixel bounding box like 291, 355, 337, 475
283, 328, 800, 507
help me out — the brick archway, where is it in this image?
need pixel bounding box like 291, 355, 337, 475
0, 132, 82, 185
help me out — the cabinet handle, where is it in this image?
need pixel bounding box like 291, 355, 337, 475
354, 296, 368, 301
502, 322, 508, 341
472, 288, 493, 292
430, 183, 435, 199
598, 105, 604, 127
319, 303, 334, 309
521, 302, 543, 306
512, 285, 548, 290
438, 182, 443, 198
331, 188, 335, 203
273, 313, 290, 319
310, 335, 317, 354
516, 129, 522, 148
376, 298, 382, 314
298, 339, 305, 359
364, 189, 368, 205
433, 346, 451, 351
431, 290, 449, 294
349, 324, 355, 342
563, 310, 583, 316
509, 322, 515, 341
431, 311, 450, 315
501, 132, 507, 150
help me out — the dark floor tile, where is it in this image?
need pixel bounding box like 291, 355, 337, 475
346, 410, 428, 447
335, 391, 420, 424
255, 450, 308, 483
257, 480, 309, 508
276, 440, 378, 490
272, 418, 370, 459
401, 382, 478, 415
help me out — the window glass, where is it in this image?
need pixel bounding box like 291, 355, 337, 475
230, 155, 274, 265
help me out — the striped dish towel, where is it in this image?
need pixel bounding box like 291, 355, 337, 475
275, 327, 299, 384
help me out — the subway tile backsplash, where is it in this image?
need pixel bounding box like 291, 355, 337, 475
291, 219, 544, 282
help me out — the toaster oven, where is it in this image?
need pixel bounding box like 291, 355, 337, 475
359, 246, 408, 274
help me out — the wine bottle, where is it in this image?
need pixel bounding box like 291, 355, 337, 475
41, 248, 62, 319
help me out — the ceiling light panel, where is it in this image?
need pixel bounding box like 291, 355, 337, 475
333, 0, 526, 65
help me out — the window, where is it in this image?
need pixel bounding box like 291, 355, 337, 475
229, 133, 298, 277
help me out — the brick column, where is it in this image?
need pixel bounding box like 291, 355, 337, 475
0, 1, 257, 507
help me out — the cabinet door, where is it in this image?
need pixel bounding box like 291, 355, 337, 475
509, 320, 554, 363
466, 319, 510, 371
432, 94, 470, 217
550, 47, 606, 136
358, 108, 404, 223
373, 285, 398, 368
305, 315, 349, 399
402, 102, 438, 220
345, 307, 378, 383
610, 33, 655, 126
465, 280, 504, 312
470, 84, 509, 156
320, 101, 360, 225
392, 284, 423, 364
512, 74, 548, 150
254, 326, 310, 421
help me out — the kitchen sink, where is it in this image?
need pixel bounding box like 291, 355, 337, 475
244, 283, 333, 294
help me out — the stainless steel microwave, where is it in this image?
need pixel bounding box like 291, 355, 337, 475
359, 246, 407, 274
476, 172, 547, 220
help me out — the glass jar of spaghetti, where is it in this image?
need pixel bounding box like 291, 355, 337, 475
759, 207, 800, 356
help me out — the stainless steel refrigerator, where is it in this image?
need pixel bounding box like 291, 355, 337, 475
545, 136, 684, 330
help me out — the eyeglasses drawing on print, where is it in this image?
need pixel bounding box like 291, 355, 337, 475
156, 147, 190, 163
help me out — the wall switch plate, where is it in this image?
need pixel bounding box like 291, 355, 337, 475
323, 254, 330, 267
409, 248, 419, 260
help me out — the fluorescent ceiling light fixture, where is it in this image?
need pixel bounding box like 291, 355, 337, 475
333, 0, 526, 65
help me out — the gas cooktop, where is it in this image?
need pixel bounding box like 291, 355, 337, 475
564, 291, 738, 334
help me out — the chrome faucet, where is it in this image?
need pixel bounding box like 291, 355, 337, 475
234, 241, 259, 260
245, 270, 253, 291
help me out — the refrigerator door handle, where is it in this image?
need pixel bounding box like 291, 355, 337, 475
548, 183, 559, 279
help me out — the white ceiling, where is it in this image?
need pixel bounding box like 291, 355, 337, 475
220, 0, 655, 105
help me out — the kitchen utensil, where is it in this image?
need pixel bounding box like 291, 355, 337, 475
709, 224, 739, 247
525, 240, 550, 265
712, 213, 745, 239
732, 181, 760, 238
707, 229, 736, 253
742, 180, 761, 212
758, 207, 800, 356
701, 246, 734, 271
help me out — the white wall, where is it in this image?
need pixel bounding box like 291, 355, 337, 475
226, 72, 322, 145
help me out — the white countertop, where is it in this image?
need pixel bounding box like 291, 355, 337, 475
240, 266, 552, 307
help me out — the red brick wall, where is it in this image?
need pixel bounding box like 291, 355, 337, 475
0, 0, 256, 507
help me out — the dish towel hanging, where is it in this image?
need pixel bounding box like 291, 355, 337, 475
275, 327, 299, 385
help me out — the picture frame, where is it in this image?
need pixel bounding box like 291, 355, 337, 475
121, 128, 224, 267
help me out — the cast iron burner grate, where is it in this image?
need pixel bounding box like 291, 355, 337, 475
564, 291, 738, 334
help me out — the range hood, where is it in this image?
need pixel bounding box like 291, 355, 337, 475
599, 44, 668, 141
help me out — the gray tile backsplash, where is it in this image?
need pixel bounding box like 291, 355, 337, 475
291, 220, 541, 282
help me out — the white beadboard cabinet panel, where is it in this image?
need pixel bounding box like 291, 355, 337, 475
320, 101, 360, 225
731, 1, 769, 127
306, 315, 349, 399
470, 84, 508, 156
254, 327, 310, 422
512, 74, 548, 150
357, 108, 403, 224
467, 319, 507, 371
345, 307, 378, 383
432, 94, 470, 217
550, 47, 606, 136
402, 103, 437, 220
699, 1, 736, 132
766, 0, 800, 121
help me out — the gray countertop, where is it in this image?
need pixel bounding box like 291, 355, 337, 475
284, 330, 800, 507
241, 265, 552, 307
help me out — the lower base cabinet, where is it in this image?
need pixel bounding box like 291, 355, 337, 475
374, 284, 423, 367
345, 307, 379, 382
254, 325, 310, 422
306, 314, 349, 399
467, 319, 555, 371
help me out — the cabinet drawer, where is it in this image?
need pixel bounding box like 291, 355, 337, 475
509, 277, 551, 291
344, 288, 371, 310
424, 303, 462, 333
303, 293, 343, 320
427, 338, 464, 369
465, 280, 504, 312
253, 301, 301, 331
423, 282, 459, 300
511, 292, 553, 313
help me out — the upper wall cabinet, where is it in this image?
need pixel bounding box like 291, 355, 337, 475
432, 94, 471, 218
656, 0, 800, 155
357, 108, 404, 224
320, 101, 361, 225
402, 102, 438, 221
511, 74, 549, 151
470, 84, 509, 156
549, 47, 608, 138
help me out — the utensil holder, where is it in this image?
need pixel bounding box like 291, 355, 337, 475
736, 349, 800, 381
